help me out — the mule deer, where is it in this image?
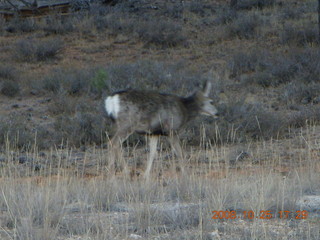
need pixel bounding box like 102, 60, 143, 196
105, 81, 218, 178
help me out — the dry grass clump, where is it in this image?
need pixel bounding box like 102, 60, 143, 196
0, 65, 16, 80
233, 0, 276, 10
225, 12, 262, 40
230, 47, 320, 87
214, 8, 238, 25
4, 17, 37, 33
280, 24, 319, 47
41, 15, 77, 35
39, 68, 96, 94
48, 93, 78, 116
14, 37, 64, 62
37, 67, 110, 97
281, 82, 320, 105
54, 110, 107, 147
0, 114, 34, 149
286, 106, 320, 128
98, 13, 187, 48
0, 80, 20, 97
0, 65, 19, 97
135, 19, 187, 48
228, 50, 260, 78
199, 101, 285, 144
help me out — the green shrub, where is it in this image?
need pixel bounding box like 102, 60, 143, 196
90, 69, 108, 95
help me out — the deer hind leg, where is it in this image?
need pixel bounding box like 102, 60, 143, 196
168, 134, 185, 172
144, 135, 159, 180
108, 129, 132, 174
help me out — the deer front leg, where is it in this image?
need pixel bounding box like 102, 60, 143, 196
144, 135, 159, 180
168, 134, 185, 172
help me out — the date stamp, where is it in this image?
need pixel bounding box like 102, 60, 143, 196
211, 210, 308, 220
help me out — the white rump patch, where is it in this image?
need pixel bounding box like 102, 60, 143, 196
105, 95, 120, 119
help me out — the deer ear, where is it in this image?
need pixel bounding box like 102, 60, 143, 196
203, 81, 212, 97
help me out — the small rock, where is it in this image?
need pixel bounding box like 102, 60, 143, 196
301, 97, 311, 104
39, 152, 46, 157
289, 105, 300, 111
271, 104, 279, 111
30, 89, 39, 95
33, 164, 42, 171
18, 156, 28, 164
110, 203, 133, 212
63, 202, 93, 213
5, 26, 15, 33
12, 104, 19, 109
207, 231, 220, 240
129, 234, 142, 239
313, 96, 320, 104
229, 150, 250, 165
236, 151, 250, 161
296, 195, 320, 212
39, 98, 51, 104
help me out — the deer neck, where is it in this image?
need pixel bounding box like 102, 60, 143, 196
182, 94, 201, 121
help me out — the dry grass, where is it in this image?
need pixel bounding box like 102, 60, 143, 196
0, 124, 319, 240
